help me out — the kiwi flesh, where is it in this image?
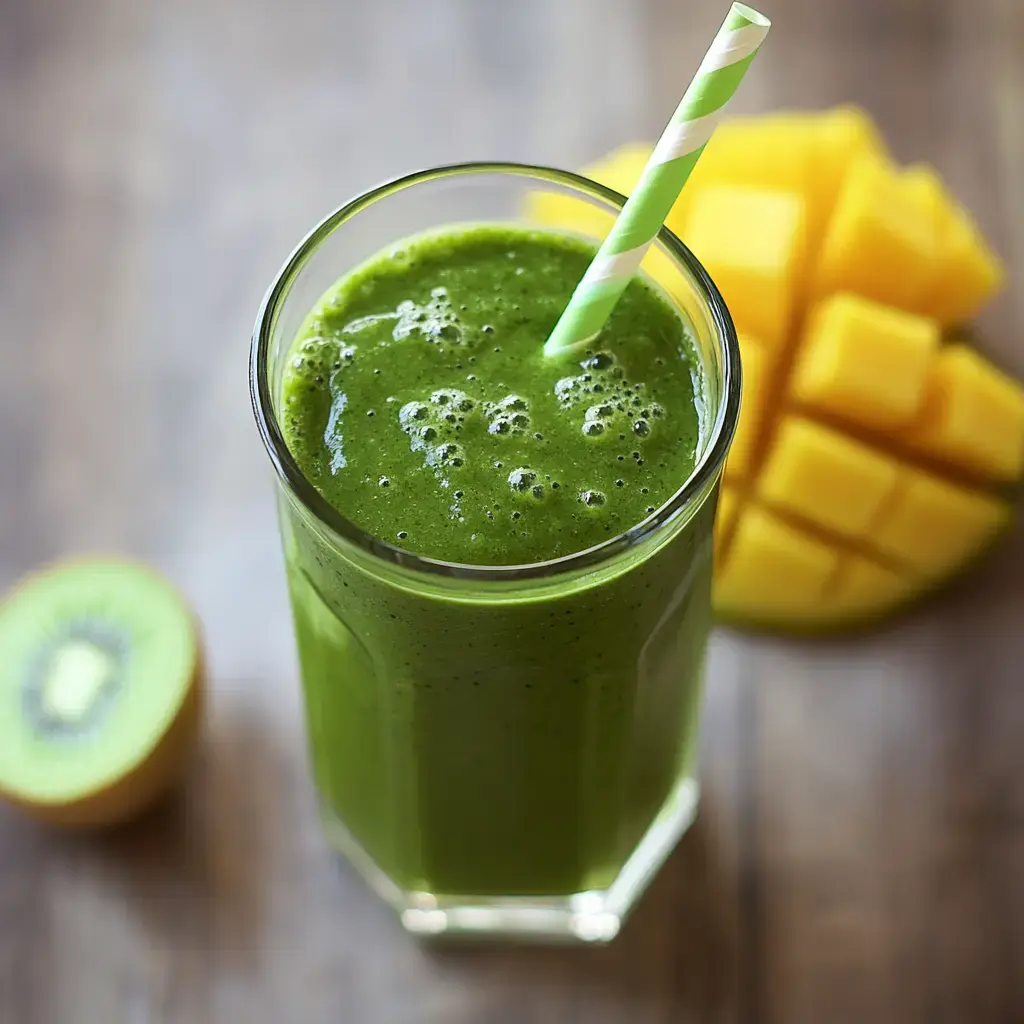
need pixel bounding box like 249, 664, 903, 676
0, 558, 203, 828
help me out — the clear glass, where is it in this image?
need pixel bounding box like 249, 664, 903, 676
251, 164, 740, 943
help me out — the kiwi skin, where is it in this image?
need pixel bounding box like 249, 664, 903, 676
0, 558, 205, 830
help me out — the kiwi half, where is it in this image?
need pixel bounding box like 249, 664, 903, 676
0, 558, 203, 828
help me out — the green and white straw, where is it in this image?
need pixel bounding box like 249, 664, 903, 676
543, 3, 771, 359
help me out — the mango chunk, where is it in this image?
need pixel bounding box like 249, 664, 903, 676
715, 507, 839, 618
725, 336, 771, 481
681, 185, 807, 351
896, 166, 951, 312
872, 470, 1010, 578
926, 205, 1005, 326
687, 114, 817, 195
715, 487, 740, 562
897, 166, 1005, 325
792, 293, 940, 429
807, 105, 889, 250
829, 558, 916, 620
815, 155, 940, 310
900, 345, 1024, 482
759, 418, 900, 537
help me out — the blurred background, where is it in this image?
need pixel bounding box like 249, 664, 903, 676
0, 0, 1021, 1021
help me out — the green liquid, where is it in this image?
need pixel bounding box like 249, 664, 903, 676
281, 225, 701, 564
279, 224, 714, 896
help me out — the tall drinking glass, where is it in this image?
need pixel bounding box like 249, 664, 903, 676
251, 164, 740, 943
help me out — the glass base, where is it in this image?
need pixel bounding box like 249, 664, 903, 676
320, 773, 700, 944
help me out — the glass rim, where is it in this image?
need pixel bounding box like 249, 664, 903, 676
250, 161, 741, 583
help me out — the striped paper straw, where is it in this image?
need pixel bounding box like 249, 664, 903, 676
543, 3, 771, 358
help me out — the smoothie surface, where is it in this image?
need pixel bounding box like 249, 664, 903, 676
281, 224, 702, 565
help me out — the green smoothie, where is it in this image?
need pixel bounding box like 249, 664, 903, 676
282, 226, 700, 563
278, 224, 715, 896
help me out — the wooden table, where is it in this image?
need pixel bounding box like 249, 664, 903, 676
1, 0, 1021, 1020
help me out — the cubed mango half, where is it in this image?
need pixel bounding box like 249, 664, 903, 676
527, 106, 1017, 635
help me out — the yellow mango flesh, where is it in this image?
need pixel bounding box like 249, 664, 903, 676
527, 106, 1019, 634
815, 154, 943, 310
830, 559, 918, 622
724, 335, 771, 481
759, 418, 901, 538
681, 186, 808, 351
714, 507, 839, 622
899, 167, 1006, 325
792, 293, 940, 430
714, 487, 740, 563
810, 106, 889, 239
524, 143, 658, 245
900, 345, 1024, 481
872, 471, 1010, 579
685, 114, 816, 195
928, 210, 1004, 325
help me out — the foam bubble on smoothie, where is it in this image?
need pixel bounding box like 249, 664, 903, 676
429, 442, 465, 468
484, 393, 531, 436
506, 468, 548, 504
400, 396, 470, 472
400, 400, 428, 425
393, 287, 465, 346
554, 350, 662, 445
289, 334, 338, 379
342, 286, 466, 349
430, 388, 475, 415
507, 467, 537, 493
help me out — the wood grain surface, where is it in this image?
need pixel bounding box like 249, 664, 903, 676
0, 0, 1022, 1021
